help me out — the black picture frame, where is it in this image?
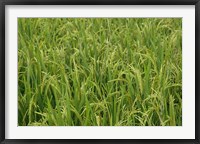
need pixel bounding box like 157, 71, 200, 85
0, 0, 199, 143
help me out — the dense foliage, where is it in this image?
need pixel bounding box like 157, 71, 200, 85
18, 18, 182, 126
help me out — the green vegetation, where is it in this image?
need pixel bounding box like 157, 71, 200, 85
18, 18, 182, 126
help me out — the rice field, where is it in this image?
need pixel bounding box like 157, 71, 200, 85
18, 18, 182, 126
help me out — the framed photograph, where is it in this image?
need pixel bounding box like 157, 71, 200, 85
0, 0, 199, 143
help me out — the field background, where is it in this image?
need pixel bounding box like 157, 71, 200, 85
18, 18, 182, 126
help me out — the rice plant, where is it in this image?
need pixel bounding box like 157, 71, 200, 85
18, 18, 182, 126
